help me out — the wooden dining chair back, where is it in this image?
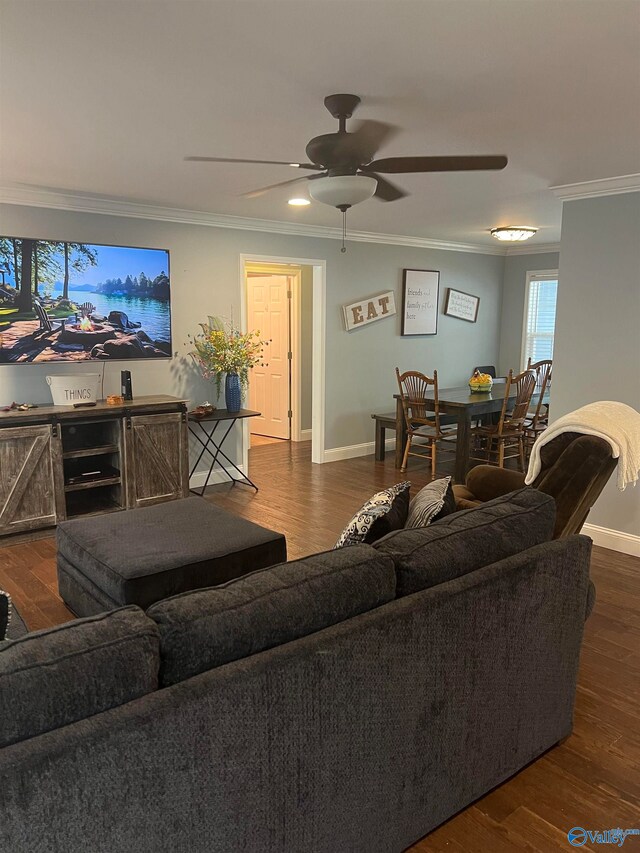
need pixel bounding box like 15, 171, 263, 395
396, 368, 440, 431
395, 368, 456, 475
526, 358, 552, 425
499, 368, 537, 434
524, 358, 553, 457
470, 368, 536, 470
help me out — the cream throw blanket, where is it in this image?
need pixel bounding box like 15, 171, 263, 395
525, 401, 640, 491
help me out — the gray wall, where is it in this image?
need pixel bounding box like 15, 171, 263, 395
498, 251, 560, 374
553, 192, 640, 536
0, 203, 504, 454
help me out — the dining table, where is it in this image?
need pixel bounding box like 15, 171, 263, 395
393, 381, 550, 483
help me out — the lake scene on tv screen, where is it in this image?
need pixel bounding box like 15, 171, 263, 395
0, 237, 171, 363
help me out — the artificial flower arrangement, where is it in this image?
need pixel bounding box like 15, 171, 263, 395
189, 315, 267, 399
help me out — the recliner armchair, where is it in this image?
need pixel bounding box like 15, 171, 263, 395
453, 432, 617, 539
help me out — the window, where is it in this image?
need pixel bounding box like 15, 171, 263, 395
522, 271, 558, 369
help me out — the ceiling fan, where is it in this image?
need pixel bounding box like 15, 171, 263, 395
186, 94, 508, 250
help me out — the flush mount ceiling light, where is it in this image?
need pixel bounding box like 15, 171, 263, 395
288, 197, 311, 206
490, 226, 538, 242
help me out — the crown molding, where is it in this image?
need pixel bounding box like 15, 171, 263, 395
0, 184, 507, 256
550, 173, 640, 201
504, 241, 560, 257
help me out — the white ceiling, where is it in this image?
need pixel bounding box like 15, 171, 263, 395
1, 0, 639, 247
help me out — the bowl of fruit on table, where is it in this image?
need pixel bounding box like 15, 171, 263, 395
468, 370, 494, 392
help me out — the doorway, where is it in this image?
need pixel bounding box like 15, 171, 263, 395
244, 261, 312, 445
240, 253, 326, 468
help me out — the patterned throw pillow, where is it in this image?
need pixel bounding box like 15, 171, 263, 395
335, 482, 411, 548
405, 477, 454, 529
0, 591, 11, 642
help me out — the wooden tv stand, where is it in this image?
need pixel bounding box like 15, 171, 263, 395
0, 395, 189, 540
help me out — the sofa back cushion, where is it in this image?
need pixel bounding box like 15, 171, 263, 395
148, 544, 396, 686
0, 606, 160, 748
375, 487, 555, 597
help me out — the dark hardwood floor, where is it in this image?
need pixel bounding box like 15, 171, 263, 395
1, 441, 638, 851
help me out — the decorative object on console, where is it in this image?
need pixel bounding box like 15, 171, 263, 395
401, 269, 439, 336
334, 481, 411, 548
224, 372, 242, 413
444, 288, 480, 323
190, 403, 215, 419
0, 402, 38, 412
405, 477, 455, 529
189, 315, 267, 408
342, 291, 396, 331
0, 237, 171, 363
106, 395, 124, 406
120, 370, 133, 401
46, 373, 100, 406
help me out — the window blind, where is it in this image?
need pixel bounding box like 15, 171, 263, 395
523, 277, 558, 366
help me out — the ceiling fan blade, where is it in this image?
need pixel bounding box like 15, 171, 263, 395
365, 155, 508, 174
361, 172, 408, 202
350, 120, 399, 159
241, 175, 313, 199
185, 156, 322, 171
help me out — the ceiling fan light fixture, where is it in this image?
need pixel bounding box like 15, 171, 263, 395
288, 197, 310, 206
490, 226, 538, 242
308, 174, 377, 209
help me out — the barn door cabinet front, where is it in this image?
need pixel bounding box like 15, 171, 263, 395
0, 424, 65, 536
124, 412, 189, 508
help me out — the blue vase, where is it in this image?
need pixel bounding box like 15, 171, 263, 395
225, 372, 242, 413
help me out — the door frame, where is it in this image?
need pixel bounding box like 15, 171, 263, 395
240, 253, 326, 466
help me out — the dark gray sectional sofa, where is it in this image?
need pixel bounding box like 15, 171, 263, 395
0, 488, 594, 853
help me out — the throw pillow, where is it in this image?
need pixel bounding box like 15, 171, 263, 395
0, 591, 9, 642
405, 477, 454, 528
334, 481, 411, 548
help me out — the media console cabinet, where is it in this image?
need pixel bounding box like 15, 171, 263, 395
0, 395, 189, 539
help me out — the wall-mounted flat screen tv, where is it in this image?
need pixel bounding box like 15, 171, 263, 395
0, 236, 171, 363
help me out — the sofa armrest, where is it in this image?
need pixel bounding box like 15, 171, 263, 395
465, 465, 527, 503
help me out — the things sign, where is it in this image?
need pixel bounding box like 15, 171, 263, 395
343, 291, 397, 331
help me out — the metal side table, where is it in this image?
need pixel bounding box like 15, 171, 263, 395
188, 408, 260, 495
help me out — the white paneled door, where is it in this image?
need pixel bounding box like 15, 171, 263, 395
247, 274, 291, 439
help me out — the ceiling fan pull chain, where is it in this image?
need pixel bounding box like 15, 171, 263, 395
341, 208, 347, 253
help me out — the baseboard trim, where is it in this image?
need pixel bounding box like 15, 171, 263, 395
323, 437, 395, 463
293, 429, 313, 442
189, 465, 245, 489
582, 523, 640, 558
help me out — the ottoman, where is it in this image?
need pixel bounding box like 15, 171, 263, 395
56, 497, 287, 617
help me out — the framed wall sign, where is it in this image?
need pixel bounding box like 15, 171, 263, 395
342, 290, 396, 331
444, 288, 480, 323
401, 269, 439, 336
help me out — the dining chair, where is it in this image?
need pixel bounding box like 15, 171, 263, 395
472, 365, 497, 378
395, 368, 457, 476
469, 368, 537, 471
524, 359, 552, 458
